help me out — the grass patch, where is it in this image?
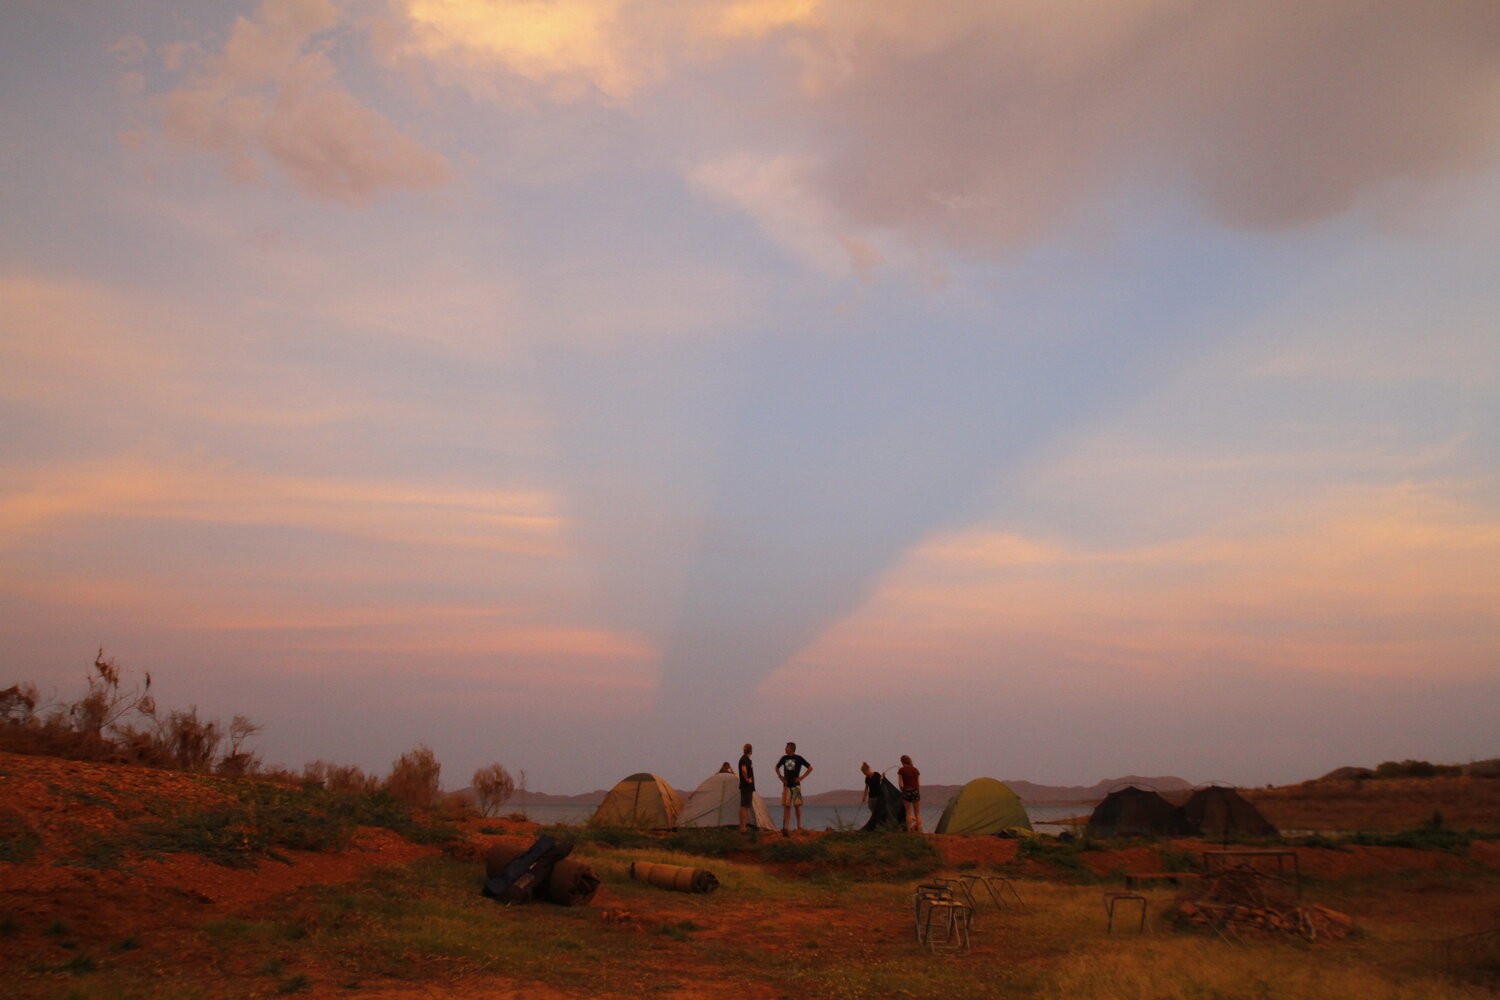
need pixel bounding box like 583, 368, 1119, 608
0, 809, 41, 863
63, 831, 131, 870
237, 857, 666, 994
803, 831, 942, 879
274, 973, 311, 994
658, 828, 744, 858
121, 780, 459, 868
658, 919, 700, 941
1346, 827, 1473, 852
539, 824, 656, 850
1019, 837, 1100, 881
59, 953, 98, 975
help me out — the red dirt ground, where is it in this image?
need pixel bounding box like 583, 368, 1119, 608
5, 752, 1500, 999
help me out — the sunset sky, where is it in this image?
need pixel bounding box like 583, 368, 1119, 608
4, 1, 1498, 794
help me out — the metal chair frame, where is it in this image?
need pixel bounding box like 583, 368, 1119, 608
957, 873, 1027, 915
1103, 891, 1148, 933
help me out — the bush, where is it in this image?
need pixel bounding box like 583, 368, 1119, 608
302, 760, 379, 795
471, 764, 516, 817
385, 744, 442, 809
1373, 759, 1463, 779
0, 653, 260, 776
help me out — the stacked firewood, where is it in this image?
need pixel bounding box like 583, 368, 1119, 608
1166, 864, 1354, 941
1172, 899, 1355, 940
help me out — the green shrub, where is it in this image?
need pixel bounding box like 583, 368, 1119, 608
659, 828, 743, 858
1019, 837, 1098, 881
544, 824, 654, 849
1347, 827, 1472, 852
0, 809, 41, 863
759, 838, 830, 863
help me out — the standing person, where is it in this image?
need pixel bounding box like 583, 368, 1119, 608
776, 742, 813, 835
737, 744, 755, 833
898, 754, 922, 832
859, 762, 887, 831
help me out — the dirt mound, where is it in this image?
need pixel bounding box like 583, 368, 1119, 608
0, 751, 437, 968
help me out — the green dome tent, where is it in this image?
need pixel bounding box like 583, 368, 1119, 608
934, 778, 1032, 836
589, 772, 685, 829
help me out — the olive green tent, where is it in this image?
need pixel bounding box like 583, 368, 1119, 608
589, 772, 685, 829
934, 778, 1032, 835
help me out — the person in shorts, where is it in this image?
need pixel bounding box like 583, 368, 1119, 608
776, 742, 813, 835
737, 744, 755, 832
898, 754, 922, 832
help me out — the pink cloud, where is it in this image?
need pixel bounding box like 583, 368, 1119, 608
158, 0, 449, 204
775, 480, 1500, 700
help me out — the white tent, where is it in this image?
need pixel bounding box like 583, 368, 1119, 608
676, 771, 776, 829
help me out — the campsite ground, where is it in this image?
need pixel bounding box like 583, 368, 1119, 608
3, 752, 1499, 999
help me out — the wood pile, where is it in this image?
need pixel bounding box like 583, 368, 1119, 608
1172, 899, 1354, 940
1166, 863, 1354, 941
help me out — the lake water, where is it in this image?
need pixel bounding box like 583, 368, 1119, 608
505, 800, 1088, 834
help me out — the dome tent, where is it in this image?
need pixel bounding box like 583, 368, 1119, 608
1085, 785, 1187, 839
934, 778, 1032, 836
589, 773, 685, 829
1182, 784, 1278, 839
677, 771, 775, 829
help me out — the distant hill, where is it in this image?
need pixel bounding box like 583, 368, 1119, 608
452, 787, 609, 806
802, 774, 1193, 808
511, 789, 610, 805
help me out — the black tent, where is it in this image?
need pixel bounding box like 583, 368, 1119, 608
1181, 785, 1278, 838
1085, 785, 1187, 839
861, 775, 906, 832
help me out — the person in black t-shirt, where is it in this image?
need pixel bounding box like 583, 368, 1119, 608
737, 744, 755, 832
860, 762, 882, 822
775, 742, 813, 834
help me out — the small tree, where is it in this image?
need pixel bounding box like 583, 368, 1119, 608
471, 763, 516, 817
216, 715, 262, 776
386, 744, 442, 809
304, 759, 379, 795
164, 707, 223, 772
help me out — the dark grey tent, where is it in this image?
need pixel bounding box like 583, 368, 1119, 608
1181, 785, 1277, 839
1085, 785, 1187, 839
861, 775, 905, 832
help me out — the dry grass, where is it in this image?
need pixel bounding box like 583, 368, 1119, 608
1247, 777, 1500, 833
6, 752, 1500, 998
